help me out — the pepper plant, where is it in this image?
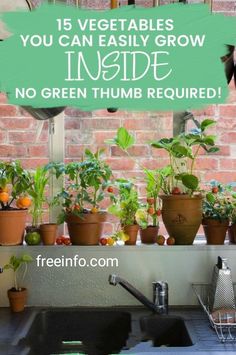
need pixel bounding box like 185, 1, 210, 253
0, 161, 31, 210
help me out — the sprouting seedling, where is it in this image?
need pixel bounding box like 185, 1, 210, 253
3, 254, 33, 291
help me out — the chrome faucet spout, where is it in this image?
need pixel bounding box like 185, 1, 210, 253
108, 274, 168, 314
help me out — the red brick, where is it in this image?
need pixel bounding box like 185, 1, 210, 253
124, 117, 172, 131
0, 132, 7, 143
93, 109, 127, 118
136, 131, 172, 144
213, 2, 236, 11
217, 117, 236, 130
195, 158, 218, 170
105, 158, 135, 171
8, 132, 36, 143
81, 119, 121, 130
191, 105, 216, 117
65, 107, 92, 118
220, 159, 236, 170
0, 145, 27, 157
204, 172, 236, 184
0, 105, 17, 117
219, 105, 236, 117
221, 132, 236, 143
111, 145, 149, 157
151, 147, 169, 158
65, 118, 81, 130
20, 159, 49, 169
0, 117, 33, 130
93, 131, 117, 144
140, 158, 169, 170
28, 145, 49, 157
196, 145, 230, 156
67, 144, 109, 157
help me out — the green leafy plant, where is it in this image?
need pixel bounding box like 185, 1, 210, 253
0, 161, 31, 210
28, 166, 49, 227
106, 120, 219, 195
3, 254, 33, 291
108, 179, 140, 227
203, 181, 234, 221
150, 119, 219, 194
47, 149, 112, 223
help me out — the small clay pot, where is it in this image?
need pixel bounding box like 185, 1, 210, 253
228, 223, 236, 244
140, 226, 159, 244
202, 218, 229, 245
124, 225, 139, 245
7, 288, 27, 312
40, 223, 58, 245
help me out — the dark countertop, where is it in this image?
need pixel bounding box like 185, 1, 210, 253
0, 306, 236, 354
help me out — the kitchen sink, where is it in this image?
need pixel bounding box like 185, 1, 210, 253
14, 309, 194, 355
140, 315, 193, 347
18, 309, 132, 355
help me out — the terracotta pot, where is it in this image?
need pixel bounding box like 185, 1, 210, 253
66, 212, 107, 245
124, 225, 139, 245
202, 218, 229, 245
7, 288, 27, 312
40, 223, 57, 245
0, 209, 27, 245
160, 195, 202, 245
140, 226, 159, 244
228, 223, 236, 244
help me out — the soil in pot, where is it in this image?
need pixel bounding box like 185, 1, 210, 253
228, 223, 236, 244
25, 225, 40, 235
40, 223, 58, 245
160, 195, 202, 245
124, 224, 139, 245
0, 209, 27, 245
66, 212, 107, 245
7, 288, 27, 312
140, 226, 159, 244
202, 218, 229, 245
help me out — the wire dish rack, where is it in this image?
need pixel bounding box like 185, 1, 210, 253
192, 283, 236, 343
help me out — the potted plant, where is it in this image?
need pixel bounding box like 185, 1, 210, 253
27, 166, 57, 245
107, 120, 219, 245
136, 169, 162, 244
202, 182, 233, 244
108, 179, 140, 245
0, 161, 31, 245
2, 254, 33, 312
49, 149, 112, 245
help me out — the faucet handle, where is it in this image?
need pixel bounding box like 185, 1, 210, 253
152, 281, 169, 315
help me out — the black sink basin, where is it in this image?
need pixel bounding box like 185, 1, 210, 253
19, 309, 132, 355
140, 315, 194, 347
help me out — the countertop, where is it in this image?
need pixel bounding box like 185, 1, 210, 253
0, 306, 236, 355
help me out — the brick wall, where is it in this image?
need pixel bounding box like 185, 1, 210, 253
0, 0, 235, 235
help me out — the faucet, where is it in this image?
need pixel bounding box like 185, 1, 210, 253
108, 274, 168, 314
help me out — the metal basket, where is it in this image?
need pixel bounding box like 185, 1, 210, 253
192, 283, 236, 343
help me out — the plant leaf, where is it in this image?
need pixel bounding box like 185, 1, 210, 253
181, 174, 199, 191
200, 119, 216, 132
